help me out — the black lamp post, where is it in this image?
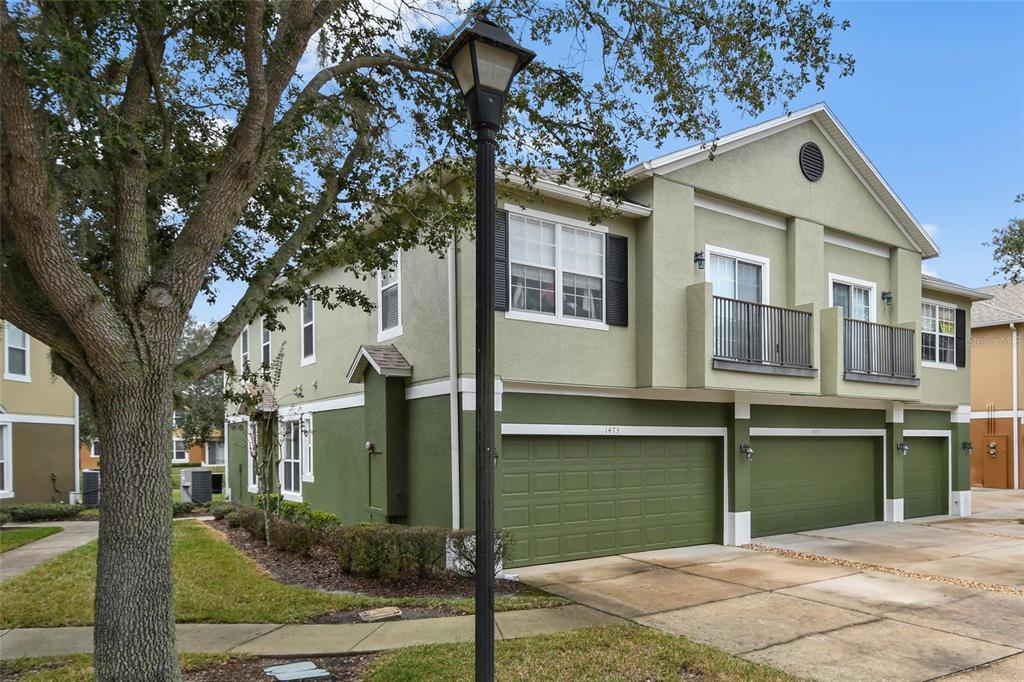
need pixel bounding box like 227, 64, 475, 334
438, 17, 535, 682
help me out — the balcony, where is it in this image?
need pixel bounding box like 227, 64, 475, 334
842, 319, 920, 386
711, 296, 817, 378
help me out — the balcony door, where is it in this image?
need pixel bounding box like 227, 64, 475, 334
832, 279, 874, 373
711, 253, 765, 362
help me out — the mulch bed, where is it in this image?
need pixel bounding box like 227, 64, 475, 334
185, 655, 375, 682
206, 519, 535, 600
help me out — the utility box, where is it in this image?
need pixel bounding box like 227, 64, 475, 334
180, 468, 212, 505
82, 470, 101, 506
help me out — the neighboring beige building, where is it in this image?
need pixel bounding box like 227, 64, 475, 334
0, 320, 80, 504
970, 284, 1024, 489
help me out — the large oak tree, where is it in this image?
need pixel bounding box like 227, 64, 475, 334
0, 1, 852, 678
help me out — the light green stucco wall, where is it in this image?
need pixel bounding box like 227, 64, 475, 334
664, 121, 917, 252
919, 288, 973, 406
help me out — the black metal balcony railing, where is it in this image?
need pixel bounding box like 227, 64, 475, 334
843, 319, 916, 379
713, 296, 813, 368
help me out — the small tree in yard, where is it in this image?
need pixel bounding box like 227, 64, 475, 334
0, 1, 852, 678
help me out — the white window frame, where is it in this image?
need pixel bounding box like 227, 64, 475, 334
3, 321, 31, 383
704, 244, 770, 304
246, 419, 259, 493
503, 205, 609, 331
260, 317, 271, 367
301, 413, 314, 482
377, 252, 403, 342
300, 296, 316, 366
172, 438, 189, 463
0, 422, 13, 499
240, 325, 250, 369
828, 273, 877, 322
921, 298, 958, 370
90, 439, 100, 458
204, 440, 224, 466
278, 416, 304, 501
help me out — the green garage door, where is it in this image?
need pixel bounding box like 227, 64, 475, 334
751, 437, 879, 537
499, 435, 718, 567
903, 437, 948, 518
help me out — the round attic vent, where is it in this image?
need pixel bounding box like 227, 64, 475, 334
799, 142, 825, 182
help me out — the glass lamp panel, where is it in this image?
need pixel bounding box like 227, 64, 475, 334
473, 41, 518, 92
450, 43, 476, 95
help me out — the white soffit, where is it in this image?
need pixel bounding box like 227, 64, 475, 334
627, 103, 940, 259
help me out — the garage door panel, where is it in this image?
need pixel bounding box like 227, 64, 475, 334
751, 436, 879, 537
904, 437, 948, 518
501, 435, 719, 567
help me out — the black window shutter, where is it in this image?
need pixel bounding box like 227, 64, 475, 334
493, 210, 509, 311
606, 233, 628, 327
955, 308, 966, 368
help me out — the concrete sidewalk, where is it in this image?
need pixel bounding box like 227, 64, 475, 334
0, 605, 620, 660
0, 522, 99, 583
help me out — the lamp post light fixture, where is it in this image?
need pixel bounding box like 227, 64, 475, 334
438, 17, 535, 682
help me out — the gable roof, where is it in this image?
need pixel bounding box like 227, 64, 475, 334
921, 274, 992, 303
346, 344, 413, 383
971, 283, 1024, 327
626, 103, 940, 259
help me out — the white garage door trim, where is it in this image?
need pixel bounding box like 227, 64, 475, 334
902, 429, 965, 517
500, 424, 741, 545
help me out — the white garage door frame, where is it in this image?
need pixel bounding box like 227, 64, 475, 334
499, 424, 740, 545
902, 429, 967, 517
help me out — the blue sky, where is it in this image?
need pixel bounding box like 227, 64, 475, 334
192, 1, 1023, 322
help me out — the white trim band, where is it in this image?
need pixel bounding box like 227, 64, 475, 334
0, 414, 75, 425
501, 424, 728, 437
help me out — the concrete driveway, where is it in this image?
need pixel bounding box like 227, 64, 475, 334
515, 489, 1024, 682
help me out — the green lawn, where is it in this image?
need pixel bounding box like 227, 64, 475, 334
0, 527, 62, 553
366, 624, 799, 681
0, 653, 229, 682
0, 521, 564, 628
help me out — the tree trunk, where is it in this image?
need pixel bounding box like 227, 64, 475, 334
92, 370, 180, 681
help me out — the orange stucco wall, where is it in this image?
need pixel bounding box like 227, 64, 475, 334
969, 324, 1024, 488
80, 438, 212, 470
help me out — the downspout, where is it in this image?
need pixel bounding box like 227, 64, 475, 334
73, 394, 81, 504
447, 239, 462, 528
1013, 323, 1020, 489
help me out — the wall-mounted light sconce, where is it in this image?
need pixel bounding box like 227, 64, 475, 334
881, 291, 893, 305
694, 250, 706, 270
897, 441, 910, 456
365, 440, 379, 455
740, 443, 754, 462
961, 441, 973, 457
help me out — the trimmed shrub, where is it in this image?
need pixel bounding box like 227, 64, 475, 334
209, 501, 235, 520
268, 518, 313, 555
330, 524, 448, 581
172, 502, 196, 516
305, 510, 341, 544
447, 529, 516, 577
278, 501, 312, 523
237, 506, 266, 540
0, 511, 10, 527
225, 510, 240, 528
2, 503, 82, 522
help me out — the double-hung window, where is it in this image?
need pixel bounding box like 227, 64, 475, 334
831, 279, 873, 322
0, 423, 12, 499
922, 301, 956, 366
378, 253, 402, 341
508, 212, 606, 327
239, 326, 250, 370
280, 418, 302, 499
709, 251, 764, 303
172, 438, 188, 463
260, 317, 271, 367
300, 296, 315, 365
4, 322, 30, 382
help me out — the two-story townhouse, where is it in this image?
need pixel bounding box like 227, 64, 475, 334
226, 103, 990, 568
969, 283, 1024, 489
1, 320, 81, 504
